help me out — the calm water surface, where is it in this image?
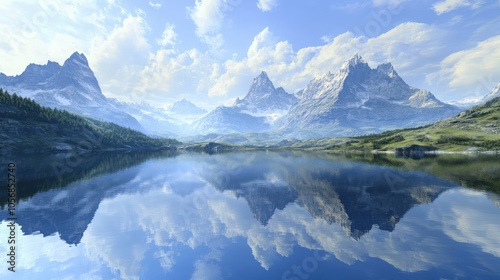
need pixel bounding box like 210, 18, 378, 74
1, 151, 500, 280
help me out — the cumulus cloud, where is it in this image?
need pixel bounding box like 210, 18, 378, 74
432, 0, 483, 15
208, 27, 299, 97
0, 0, 115, 75
138, 48, 216, 102
206, 22, 444, 98
257, 0, 278, 11
158, 23, 177, 47
89, 15, 150, 100
430, 35, 500, 93
189, 0, 229, 49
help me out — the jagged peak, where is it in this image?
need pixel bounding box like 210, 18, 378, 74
482, 82, 500, 101
342, 53, 367, 68
21, 60, 61, 78
376, 62, 401, 79
338, 54, 371, 77
335, 54, 372, 84
490, 82, 500, 96
47, 60, 60, 66
64, 51, 89, 67
348, 53, 364, 65
377, 62, 394, 73
257, 71, 269, 79
247, 71, 275, 96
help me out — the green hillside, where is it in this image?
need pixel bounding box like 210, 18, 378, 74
284, 97, 500, 152
0, 89, 179, 153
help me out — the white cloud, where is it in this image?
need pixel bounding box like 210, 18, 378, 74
362, 22, 446, 73
0, 0, 117, 75
431, 190, 500, 258
257, 0, 278, 11
191, 261, 223, 280
431, 35, 500, 93
155, 250, 176, 271
89, 15, 151, 100
149, 1, 162, 9
432, 0, 483, 15
158, 23, 177, 47
207, 27, 302, 97
206, 22, 444, 98
138, 48, 216, 102
189, 0, 228, 49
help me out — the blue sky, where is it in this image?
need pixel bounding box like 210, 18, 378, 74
0, 0, 499, 109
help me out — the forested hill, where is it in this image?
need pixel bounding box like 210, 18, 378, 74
0, 89, 179, 153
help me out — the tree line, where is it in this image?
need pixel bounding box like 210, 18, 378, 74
0, 88, 179, 148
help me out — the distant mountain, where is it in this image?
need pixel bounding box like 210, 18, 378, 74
234, 71, 297, 114
482, 82, 500, 102
108, 98, 181, 137
0, 52, 145, 132
194, 106, 269, 134
445, 97, 483, 109
310, 95, 500, 152
276, 54, 461, 138
193, 72, 296, 134
166, 98, 207, 116
0, 89, 178, 153
446, 82, 500, 109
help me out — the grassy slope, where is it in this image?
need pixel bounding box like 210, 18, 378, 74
314, 97, 500, 152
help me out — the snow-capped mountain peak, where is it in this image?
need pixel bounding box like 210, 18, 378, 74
246, 71, 276, 99
235, 71, 297, 114
66, 51, 89, 66
376, 62, 400, 79
166, 98, 207, 116
340, 54, 372, 82
0, 51, 145, 132
59, 52, 98, 84
483, 82, 500, 102
344, 53, 365, 67
276, 55, 461, 137
193, 71, 298, 134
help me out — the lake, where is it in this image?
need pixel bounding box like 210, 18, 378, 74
1, 151, 500, 280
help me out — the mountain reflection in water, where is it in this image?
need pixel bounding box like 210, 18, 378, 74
1, 151, 499, 280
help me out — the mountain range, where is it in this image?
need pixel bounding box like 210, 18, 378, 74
275, 55, 461, 138
2, 52, 497, 141
193, 54, 463, 139
0, 52, 206, 137
0, 52, 145, 132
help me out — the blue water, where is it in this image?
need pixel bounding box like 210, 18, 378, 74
1, 151, 499, 279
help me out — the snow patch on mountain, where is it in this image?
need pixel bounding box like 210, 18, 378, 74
277, 54, 461, 138
482, 82, 500, 102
